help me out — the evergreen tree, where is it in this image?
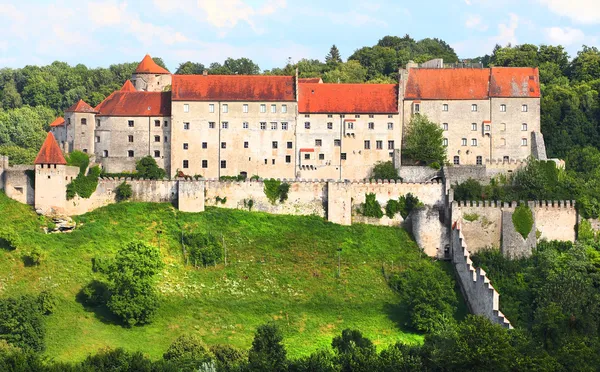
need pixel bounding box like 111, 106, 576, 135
325, 45, 342, 64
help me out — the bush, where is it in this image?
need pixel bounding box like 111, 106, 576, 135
244, 199, 254, 211
248, 323, 287, 372
512, 204, 534, 239
163, 335, 213, 363
183, 233, 223, 267
23, 246, 44, 266
398, 193, 422, 219
385, 199, 401, 219
0, 295, 46, 352
135, 156, 166, 180
37, 290, 56, 315
371, 161, 400, 180
210, 344, 246, 370
578, 219, 596, 241
115, 182, 132, 202
78, 280, 110, 307
264, 179, 290, 204
66, 165, 101, 199
80, 348, 154, 371
220, 174, 247, 181
66, 150, 90, 173
0, 228, 20, 250
361, 193, 383, 218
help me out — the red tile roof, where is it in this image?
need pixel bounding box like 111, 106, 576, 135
405, 69, 491, 100
490, 67, 540, 98
49, 117, 65, 127
95, 91, 171, 117
34, 132, 66, 165
299, 83, 398, 114
299, 77, 322, 84
65, 99, 97, 113
299, 148, 315, 152
134, 54, 170, 75
172, 75, 296, 101
120, 80, 136, 92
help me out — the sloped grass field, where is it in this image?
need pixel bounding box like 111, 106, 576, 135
0, 192, 456, 362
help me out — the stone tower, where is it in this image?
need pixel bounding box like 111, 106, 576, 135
131, 54, 172, 92
64, 99, 98, 154
34, 132, 69, 215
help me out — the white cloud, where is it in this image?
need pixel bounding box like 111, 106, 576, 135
545, 26, 585, 45
465, 14, 488, 31
88, 1, 127, 26
537, 0, 600, 24
493, 13, 519, 46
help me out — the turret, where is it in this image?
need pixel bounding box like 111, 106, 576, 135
131, 54, 172, 92
64, 99, 97, 154
34, 132, 69, 215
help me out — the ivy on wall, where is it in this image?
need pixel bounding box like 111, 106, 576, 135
512, 204, 534, 239
263, 179, 290, 205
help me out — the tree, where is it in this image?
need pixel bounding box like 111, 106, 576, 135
325, 45, 342, 65
331, 329, 377, 372
371, 161, 400, 180
0, 295, 46, 352
175, 61, 206, 75
323, 61, 367, 83
106, 241, 163, 327
402, 114, 446, 165
135, 156, 166, 180
248, 323, 287, 372
163, 335, 213, 364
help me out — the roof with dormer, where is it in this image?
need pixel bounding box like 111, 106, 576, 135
299, 83, 398, 114
172, 75, 296, 101
49, 117, 65, 127
65, 99, 97, 113
34, 132, 66, 165
134, 54, 170, 75
120, 80, 136, 92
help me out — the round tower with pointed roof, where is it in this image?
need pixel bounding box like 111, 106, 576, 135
131, 54, 172, 92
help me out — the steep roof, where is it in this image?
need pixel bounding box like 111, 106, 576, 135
405, 69, 491, 100
95, 91, 171, 117
49, 117, 65, 127
299, 77, 323, 84
172, 75, 296, 101
490, 67, 540, 98
299, 83, 398, 114
134, 54, 170, 75
120, 80, 136, 92
34, 132, 66, 165
65, 99, 97, 113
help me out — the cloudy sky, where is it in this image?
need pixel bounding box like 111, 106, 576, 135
0, 0, 598, 71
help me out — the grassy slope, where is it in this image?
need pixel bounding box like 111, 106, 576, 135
0, 192, 458, 362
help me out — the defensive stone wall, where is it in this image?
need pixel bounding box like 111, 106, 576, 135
1, 164, 35, 205
452, 222, 512, 329
444, 160, 526, 187
398, 166, 442, 183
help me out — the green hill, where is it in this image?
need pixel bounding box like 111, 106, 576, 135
0, 192, 456, 362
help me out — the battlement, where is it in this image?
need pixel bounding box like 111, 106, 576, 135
452, 200, 576, 208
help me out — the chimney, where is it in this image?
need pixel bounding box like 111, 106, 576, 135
203, 70, 208, 76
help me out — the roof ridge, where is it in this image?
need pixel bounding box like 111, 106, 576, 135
34, 132, 67, 165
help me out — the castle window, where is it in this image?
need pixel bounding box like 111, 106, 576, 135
503, 156, 509, 162
347, 122, 354, 130
209, 104, 214, 113
319, 154, 325, 160
165, 136, 168, 142
472, 123, 477, 131
388, 114, 393, 118
202, 142, 207, 149
272, 141, 278, 149
461, 138, 467, 146
471, 104, 478, 112
442, 104, 448, 112
334, 139, 341, 146
369, 114, 375, 118
155, 120, 160, 127
154, 150, 160, 158
328, 114, 333, 118
271, 122, 277, 130
83, 149, 88, 153
272, 159, 275, 165
164, 121, 168, 127
128, 120, 134, 127
260, 122, 266, 130
128, 150, 134, 157
368, 122, 374, 130
96, 119, 100, 127
128, 135, 134, 143
305, 114, 310, 118
340, 114, 345, 118
183, 122, 190, 130
443, 123, 448, 131
282, 105, 287, 113
522, 123, 528, 131
81, 118, 87, 125
221, 142, 226, 149
305, 122, 311, 129
364, 140, 370, 150
222, 122, 228, 129
261, 104, 266, 113
202, 160, 208, 168
376, 140, 383, 150
243, 104, 248, 113
103, 150, 108, 158
184, 104, 189, 113
453, 156, 460, 165
221, 160, 227, 169
387, 122, 393, 130
341, 153, 347, 160
243, 122, 249, 129
476, 156, 482, 165
471, 139, 477, 146
500, 104, 506, 112
414, 103, 420, 113
183, 160, 189, 168
271, 104, 276, 113
154, 135, 160, 142
315, 139, 322, 146
304, 153, 310, 160
522, 138, 528, 146
183, 143, 188, 150
443, 138, 448, 146
388, 141, 395, 150
327, 122, 333, 129
281, 122, 288, 130
264, 159, 268, 164
522, 104, 528, 112
209, 122, 215, 129
286, 155, 291, 163
68, 118, 71, 125
485, 125, 491, 131
501, 123, 506, 131
355, 114, 360, 118
244, 141, 249, 148
222, 104, 228, 113
95, 136, 100, 143
287, 141, 293, 149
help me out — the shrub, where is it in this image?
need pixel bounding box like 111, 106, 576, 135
385, 199, 401, 219
164, 335, 213, 364
332, 329, 378, 371
0, 295, 46, 352
0, 228, 20, 250
183, 233, 223, 267
66, 150, 90, 173
220, 174, 246, 181
361, 193, 383, 218
578, 219, 596, 242
23, 246, 44, 266
78, 280, 110, 307
371, 161, 400, 180
398, 193, 422, 219
37, 291, 57, 315
216, 196, 227, 204
210, 344, 246, 370
80, 348, 154, 371
250, 174, 260, 181
244, 199, 254, 211
248, 323, 287, 372
66, 165, 101, 199
135, 156, 166, 180
263, 179, 291, 204
512, 204, 534, 239
115, 182, 132, 202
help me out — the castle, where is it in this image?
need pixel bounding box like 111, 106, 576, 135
49, 55, 546, 180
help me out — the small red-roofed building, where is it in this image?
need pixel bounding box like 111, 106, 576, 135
64, 99, 97, 155
131, 54, 172, 92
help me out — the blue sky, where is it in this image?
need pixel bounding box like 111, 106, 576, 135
0, 0, 598, 71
